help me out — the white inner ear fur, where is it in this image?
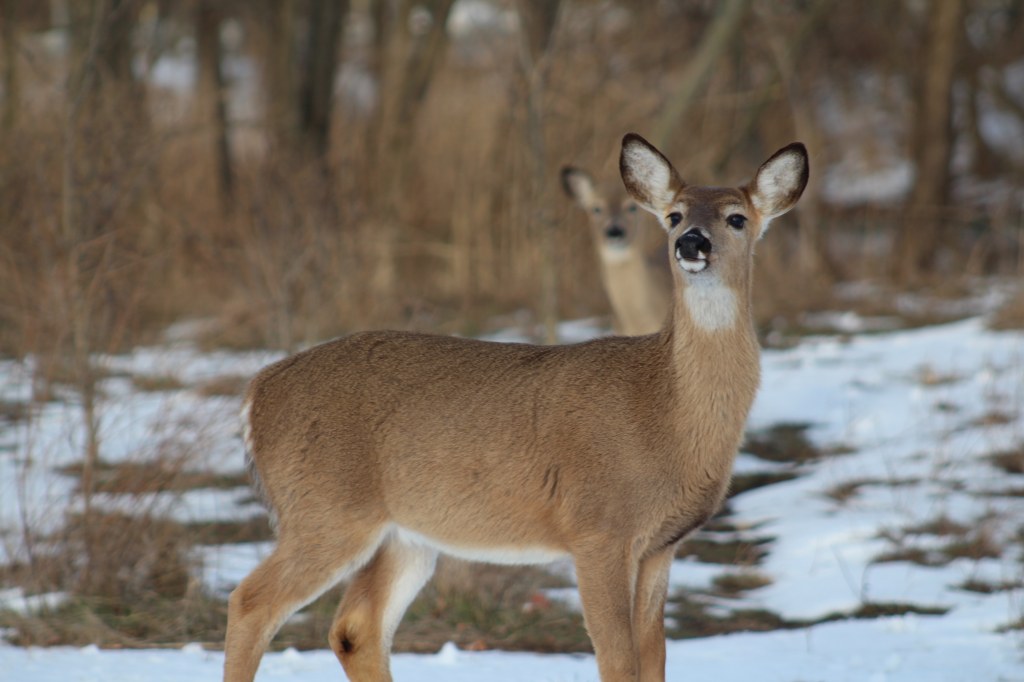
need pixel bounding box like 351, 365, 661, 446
751, 151, 804, 219
683, 276, 737, 332
622, 144, 678, 213
565, 171, 599, 208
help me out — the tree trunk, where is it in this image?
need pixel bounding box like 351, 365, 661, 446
263, 0, 298, 153
299, 0, 348, 159
895, 0, 964, 283
372, 0, 455, 209
366, 0, 455, 313
516, 0, 562, 344
196, 2, 234, 212
1, 0, 19, 135
763, 0, 837, 281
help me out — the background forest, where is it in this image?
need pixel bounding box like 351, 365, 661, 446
3, 0, 1023, 362
1, 0, 1024, 658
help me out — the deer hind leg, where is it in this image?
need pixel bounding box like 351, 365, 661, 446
329, 538, 438, 682
574, 543, 641, 682
223, 525, 388, 682
633, 548, 674, 682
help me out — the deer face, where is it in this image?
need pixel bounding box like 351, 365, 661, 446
561, 166, 647, 262
619, 134, 808, 288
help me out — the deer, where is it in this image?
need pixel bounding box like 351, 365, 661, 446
224, 133, 809, 682
561, 164, 671, 335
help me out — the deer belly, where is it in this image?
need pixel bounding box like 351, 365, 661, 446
392, 525, 567, 565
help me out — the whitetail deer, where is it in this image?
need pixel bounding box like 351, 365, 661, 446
561, 164, 670, 335
224, 134, 808, 682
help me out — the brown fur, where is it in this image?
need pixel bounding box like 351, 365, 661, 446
561, 165, 671, 335
223, 134, 808, 682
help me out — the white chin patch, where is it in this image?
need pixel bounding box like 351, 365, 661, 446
677, 254, 708, 273
600, 242, 633, 264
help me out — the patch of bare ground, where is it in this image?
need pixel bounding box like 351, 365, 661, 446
989, 288, 1024, 331
729, 470, 798, 497
989, 446, 1024, 475
0, 399, 30, 425
958, 578, 1024, 595
130, 374, 186, 392
874, 521, 1003, 568
666, 592, 948, 639
710, 570, 773, 597
822, 477, 920, 505
743, 423, 855, 465
677, 536, 773, 566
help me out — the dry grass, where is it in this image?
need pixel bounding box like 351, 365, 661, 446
55, 458, 248, 495
710, 570, 773, 597
270, 558, 590, 655
677, 536, 773, 566
873, 520, 1003, 568
989, 288, 1024, 330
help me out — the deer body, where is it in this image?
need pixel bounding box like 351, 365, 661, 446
562, 166, 671, 335
225, 135, 808, 682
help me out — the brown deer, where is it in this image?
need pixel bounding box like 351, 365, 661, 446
561, 164, 671, 335
224, 134, 809, 682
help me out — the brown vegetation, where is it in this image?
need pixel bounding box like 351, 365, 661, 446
1, 0, 1023, 657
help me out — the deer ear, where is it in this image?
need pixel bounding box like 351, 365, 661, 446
619, 133, 684, 218
560, 166, 599, 208
747, 143, 809, 231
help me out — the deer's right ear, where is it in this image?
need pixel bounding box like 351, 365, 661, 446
619, 133, 684, 218
560, 166, 598, 208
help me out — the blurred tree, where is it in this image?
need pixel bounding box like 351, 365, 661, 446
262, 0, 349, 163
517, 0, 563, 344
0, 0, 20, 135
896, 0, 965, 283
652, 0, 752, 150
195, 1, 235, 212
371, 0, 456, 207
300, 0, 347, 158
366, 0, 455, 309
262, 0, 297, 152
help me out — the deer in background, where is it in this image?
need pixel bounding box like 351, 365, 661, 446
224, 133, 809, 682
561, 164, 671, 335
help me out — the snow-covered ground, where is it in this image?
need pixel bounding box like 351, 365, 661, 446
2, 313, 1024, 680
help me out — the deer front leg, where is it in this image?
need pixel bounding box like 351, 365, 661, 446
633, 548, 674, 682
574, 544, 640, 682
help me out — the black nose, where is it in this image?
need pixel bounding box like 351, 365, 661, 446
605, 224, 626, 240
676, 229, 712, 260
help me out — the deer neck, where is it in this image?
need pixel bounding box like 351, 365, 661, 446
665, 272, 761, 462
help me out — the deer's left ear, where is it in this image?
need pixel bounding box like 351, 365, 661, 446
746, 143, 809, 236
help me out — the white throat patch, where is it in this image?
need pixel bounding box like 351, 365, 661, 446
683, 278, 738, 332
600, 241, 634, 264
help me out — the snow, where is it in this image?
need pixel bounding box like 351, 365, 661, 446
2, 314, 1024, 680
1, 617, 1020, 681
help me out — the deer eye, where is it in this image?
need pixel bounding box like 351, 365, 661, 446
668, 212, 682, 227
726, 214, 747, 229
627, 204, 638, 213
592, 207, 603, 215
